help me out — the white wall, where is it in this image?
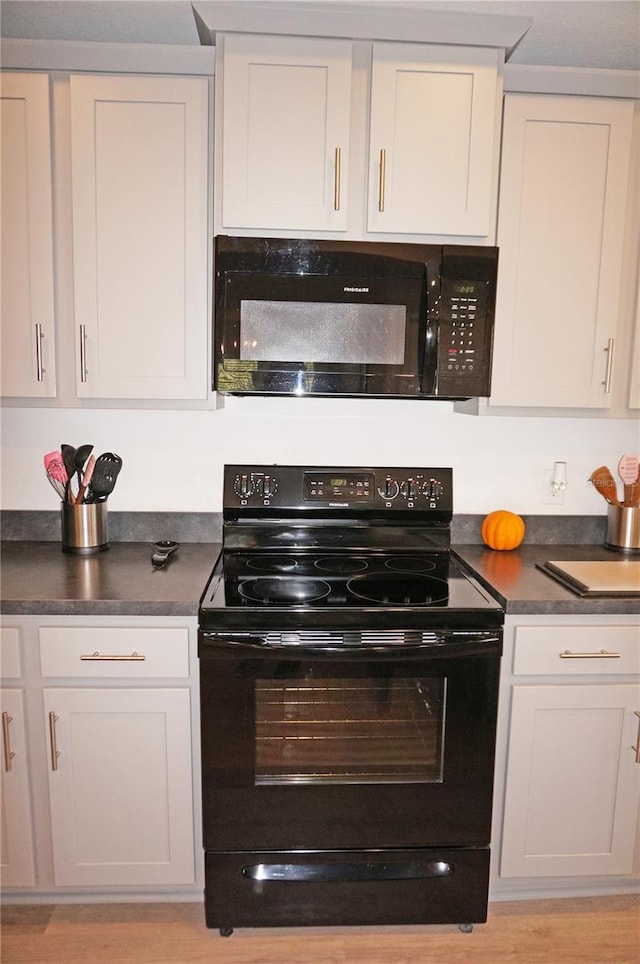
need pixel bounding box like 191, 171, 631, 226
2, 399, 637, 516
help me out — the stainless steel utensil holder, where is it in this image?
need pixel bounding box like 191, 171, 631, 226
605, 505, 640, 553
61, 502, 109, 554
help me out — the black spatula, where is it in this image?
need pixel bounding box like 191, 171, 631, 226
87, 453, 123, 502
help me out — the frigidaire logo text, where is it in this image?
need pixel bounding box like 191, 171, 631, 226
343, 286, 369, 293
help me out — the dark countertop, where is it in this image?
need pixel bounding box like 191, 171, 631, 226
0, 541, 221, 616
453, 544, 640, 616
1, 538, 638, 618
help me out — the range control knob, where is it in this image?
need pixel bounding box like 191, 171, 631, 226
378, 476, 399, 500
427, 478, 444, 500
400, 479, 418, 500
235, 474, 254, 498
256, 475, 277, 498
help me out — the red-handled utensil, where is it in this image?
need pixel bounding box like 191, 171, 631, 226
618, 454, 639, 506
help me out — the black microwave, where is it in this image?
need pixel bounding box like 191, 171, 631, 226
213, 236, 498, 400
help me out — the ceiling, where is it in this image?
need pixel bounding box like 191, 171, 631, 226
1, 0, 639, 71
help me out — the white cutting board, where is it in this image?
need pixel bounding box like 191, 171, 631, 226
545, 560, 640, 594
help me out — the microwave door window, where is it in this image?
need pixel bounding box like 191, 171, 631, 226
240, 300, 406, 367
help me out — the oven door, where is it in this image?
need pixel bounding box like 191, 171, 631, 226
199, 631, 501, 851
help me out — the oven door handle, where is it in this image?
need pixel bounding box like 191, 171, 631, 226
199, 632, 502, 657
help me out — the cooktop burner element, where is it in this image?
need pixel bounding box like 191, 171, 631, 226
238, 577, 332, 604
314, 556, 369, 574
246, 555, 300, 572
198, 465, 504, 632
347, 573, 449, 605
384, 556, 438, 573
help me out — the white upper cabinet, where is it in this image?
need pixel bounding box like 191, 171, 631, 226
489, 93, 634, 408
0, 72, 56, 397
367, 43, 501, 237
69, 74, 209, 399
220, 34, 352, 232
218, 35, 502, 240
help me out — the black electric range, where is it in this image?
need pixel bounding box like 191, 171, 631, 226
197, 465, 504, 936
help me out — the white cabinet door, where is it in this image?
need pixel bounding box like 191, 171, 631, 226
490, 94, 634, 408
0, 689, 36, 887
220, 33, 352, 232
367, 43, 500, 237
70, 75, 209, 399
501, 683, 640, 877
0, 72, 56, 397
43, 687, 195, 886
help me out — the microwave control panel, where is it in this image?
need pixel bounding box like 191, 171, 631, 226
439, 280, 488, 376
436, 278, 493, 398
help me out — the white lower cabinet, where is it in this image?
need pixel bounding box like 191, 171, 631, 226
43, 687, 194, 887
0, 688, 36, 888
0, 626, 36, 888
496, 619, 640, 888
0, 616, 201, 897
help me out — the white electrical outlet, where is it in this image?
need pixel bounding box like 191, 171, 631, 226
542, 472, 565, 505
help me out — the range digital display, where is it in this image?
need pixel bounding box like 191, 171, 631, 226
304, 472, 374, 502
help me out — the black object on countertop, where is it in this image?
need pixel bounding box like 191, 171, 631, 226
151, 540, 180, 570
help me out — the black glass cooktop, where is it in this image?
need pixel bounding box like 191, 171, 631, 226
199, 550, 503, 631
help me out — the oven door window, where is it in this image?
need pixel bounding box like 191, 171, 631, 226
255, 675, 445, 785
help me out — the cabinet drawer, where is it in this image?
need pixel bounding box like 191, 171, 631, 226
39, 627, 189, 678
513, 625, 640, 676
0, 627, 22, 679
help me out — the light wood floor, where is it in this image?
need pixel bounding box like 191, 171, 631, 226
1, 895, 638, 964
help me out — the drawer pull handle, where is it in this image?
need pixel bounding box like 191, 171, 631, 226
49, 711, 60, 771
559, 649, 621, 659
80, 651, 146, 661
2, 712, 15, 772
632, 711, 640, 765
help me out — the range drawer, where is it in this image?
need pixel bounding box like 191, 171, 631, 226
513, 625, 640, 676
39, 626, 189, 678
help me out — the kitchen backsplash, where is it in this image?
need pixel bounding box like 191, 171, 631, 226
0, 511, 605, 545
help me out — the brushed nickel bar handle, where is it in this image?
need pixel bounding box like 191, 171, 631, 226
35, 323, 45, 381
48, 711, 60, 771
602, 337, 614, 393
560, 649, 621, 659
334, 147, 341, 211
378, 148, 386, 212
632, 711, 640, 764
2, 712, 15, 772
80, 651, 145, 661
79, 324, 88, 383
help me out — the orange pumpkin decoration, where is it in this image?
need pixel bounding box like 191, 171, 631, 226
481, 510, 525, 551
